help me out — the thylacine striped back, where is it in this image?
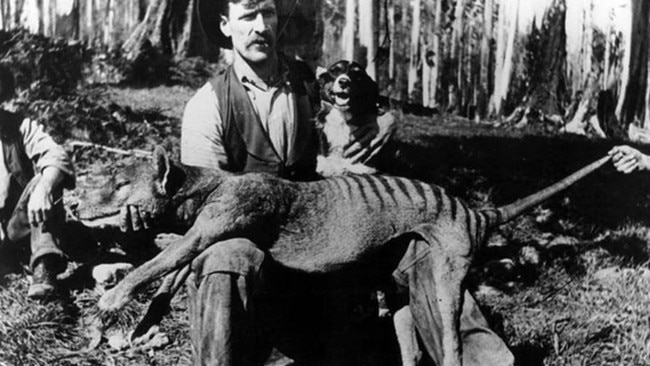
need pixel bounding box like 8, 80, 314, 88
319, 174, 447, 215
313, 154, 611, 256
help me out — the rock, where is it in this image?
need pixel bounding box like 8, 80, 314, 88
107, 333, 129, 351
92, 262, 134, 292
517, 246, 541, 267
593, 267, 620, 283
475, 284, 503, 298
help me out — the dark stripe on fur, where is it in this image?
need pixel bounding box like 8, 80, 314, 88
393, 178, 413, 202
349, 175, 370, 207
449, 197, 458, 221
361, 175, 385, 209
376, 176, 398, 205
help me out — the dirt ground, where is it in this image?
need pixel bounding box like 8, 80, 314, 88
1, 85, 650, 365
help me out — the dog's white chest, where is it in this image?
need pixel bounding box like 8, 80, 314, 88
322, 111, 355, 154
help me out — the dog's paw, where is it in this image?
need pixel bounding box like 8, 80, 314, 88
98, 285, 131, 313
346, 163, 377, 175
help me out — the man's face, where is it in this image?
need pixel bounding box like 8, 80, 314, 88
220, 0, 278, 64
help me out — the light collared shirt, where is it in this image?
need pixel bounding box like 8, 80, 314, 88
181, 57, 296, 170
0, 116, 74, 210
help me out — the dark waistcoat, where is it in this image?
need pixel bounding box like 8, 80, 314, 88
209, 60, 319, 181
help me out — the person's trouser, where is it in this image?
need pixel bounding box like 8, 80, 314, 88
392, 238, 514, 366
187, 239, 270, 366
4, 175, 66, 273
187, 237, 514, 366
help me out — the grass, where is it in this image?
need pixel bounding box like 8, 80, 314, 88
2, 84, 650, 365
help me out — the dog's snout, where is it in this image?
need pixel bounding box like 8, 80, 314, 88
338, 78, 350, 88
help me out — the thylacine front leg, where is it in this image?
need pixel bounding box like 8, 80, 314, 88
98, 207, 236, 312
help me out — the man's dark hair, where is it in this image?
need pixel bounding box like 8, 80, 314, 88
0, 65, 15, 102
218, 0, 273, 16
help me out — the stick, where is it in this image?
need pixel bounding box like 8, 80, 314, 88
68, 141, 152, 158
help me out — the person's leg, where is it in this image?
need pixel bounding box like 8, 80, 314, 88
393, 238, 514, 366
186, 238, 271, 366
5, 175, 66, 299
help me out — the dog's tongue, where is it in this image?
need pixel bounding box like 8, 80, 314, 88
332, 92, 350, 107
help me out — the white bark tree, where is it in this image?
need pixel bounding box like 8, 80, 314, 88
358, 0, 376, 78
342, 0, 356, 62
489, 0, 519, 117
407, 0, 421, 100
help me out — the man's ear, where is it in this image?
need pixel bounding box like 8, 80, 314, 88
153, 146, 172, 195
315, 66, 328, 80
220, 15, 232, 38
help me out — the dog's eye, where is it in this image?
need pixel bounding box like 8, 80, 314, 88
330, 63, 346, 74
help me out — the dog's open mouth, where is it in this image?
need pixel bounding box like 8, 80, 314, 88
331, 91, 350, 108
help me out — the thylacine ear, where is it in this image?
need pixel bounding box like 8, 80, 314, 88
153, 146, 172, 195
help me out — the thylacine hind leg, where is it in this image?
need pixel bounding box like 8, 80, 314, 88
393, 224, 471, 366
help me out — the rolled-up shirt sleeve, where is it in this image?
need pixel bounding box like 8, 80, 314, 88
181, 83, 228, 170
20, 117, 75, 188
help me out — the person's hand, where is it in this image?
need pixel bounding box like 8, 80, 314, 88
608, 145, 650, 174
343, 112, 396, 164
27, 180, 55, 227
119, 205, 152, 232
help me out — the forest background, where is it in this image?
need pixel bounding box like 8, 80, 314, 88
2, 1, 650, 365
2, 0, 649, 137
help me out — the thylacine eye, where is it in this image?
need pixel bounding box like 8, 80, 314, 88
114, 179, 130, 189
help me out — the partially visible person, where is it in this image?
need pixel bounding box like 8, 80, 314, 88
609, 145, 650, 174
0, 65, 75, 299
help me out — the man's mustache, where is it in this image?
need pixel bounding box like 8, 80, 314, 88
249, 33, 273, 46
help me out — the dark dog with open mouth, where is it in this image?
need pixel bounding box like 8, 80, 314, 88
315, 60, 383, 176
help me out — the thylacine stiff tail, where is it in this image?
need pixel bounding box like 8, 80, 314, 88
479, 155, 611, 230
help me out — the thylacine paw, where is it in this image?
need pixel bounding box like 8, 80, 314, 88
98, 284, 132, 313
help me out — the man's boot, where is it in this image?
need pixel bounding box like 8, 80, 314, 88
28, 255, 59, 299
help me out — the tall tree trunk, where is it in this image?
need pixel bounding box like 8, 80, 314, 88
602, 9, 612, 89
526, 0, 566, 118
388, 1, 395, 80
478, 0, 493, 119
407, 0, 421, 100
644, 50, 650, 128
342, 0, 356, 61
104, 0, 116, 48
450, 0, 466, 113
616, 0, 650, 126
358, 0, 375, 78
489, 0, 518, 117
421, 0, 433, 108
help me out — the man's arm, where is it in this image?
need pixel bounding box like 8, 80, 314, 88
343, 110, 396, 164
20, 117, 74, 225
609, 145, 650, 173
181, 83, 228, 170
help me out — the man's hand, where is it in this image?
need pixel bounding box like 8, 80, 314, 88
27, 167, 64, 227
609, 145, 650, 174
343, 111, 396, 164
27, 180, 54, 227
119, 205, 152, 232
